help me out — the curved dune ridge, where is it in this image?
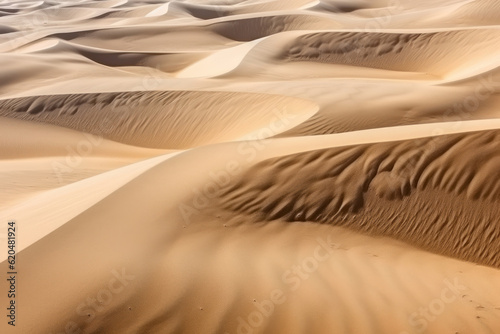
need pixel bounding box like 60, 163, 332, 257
0, 116, 167, 211
282, 29, 500, 77
0, 91, 318, 148
2, 0, 500, 334
210, 14, 342, 41
13, 37, 209, 73
3, 122, 500, 334
171, 0, 320, 18
47, 27, 234, 52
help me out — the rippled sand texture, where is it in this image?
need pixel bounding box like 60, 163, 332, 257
1, 0, 500, 333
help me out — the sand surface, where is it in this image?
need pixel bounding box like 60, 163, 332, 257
1, 0, 500, 333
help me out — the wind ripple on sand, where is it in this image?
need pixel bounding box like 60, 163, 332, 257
219, 129, 500, 268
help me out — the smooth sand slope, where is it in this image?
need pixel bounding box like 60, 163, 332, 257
1, 0, 500, 334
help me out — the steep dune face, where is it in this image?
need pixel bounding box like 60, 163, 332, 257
281, 29, 500, 77
451, 0, 500, 25
309, 0, 389, 13
218, 129, 500, 267
2, 0, 500, 334
211, 14, 341, 41
0, 91, 317, 148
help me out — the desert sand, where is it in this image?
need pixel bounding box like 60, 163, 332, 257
1, 0, 500, 333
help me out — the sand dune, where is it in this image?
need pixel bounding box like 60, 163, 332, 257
219, 129, 500, 267
0, 91, 317, 148
1, 0, 500, 333
281, 29, 500, 77
0, 116, 167, 210
211, 14, 341, 41
0, 152, 178, 257
449, 0, 500, 25
3, 120, 500, 334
